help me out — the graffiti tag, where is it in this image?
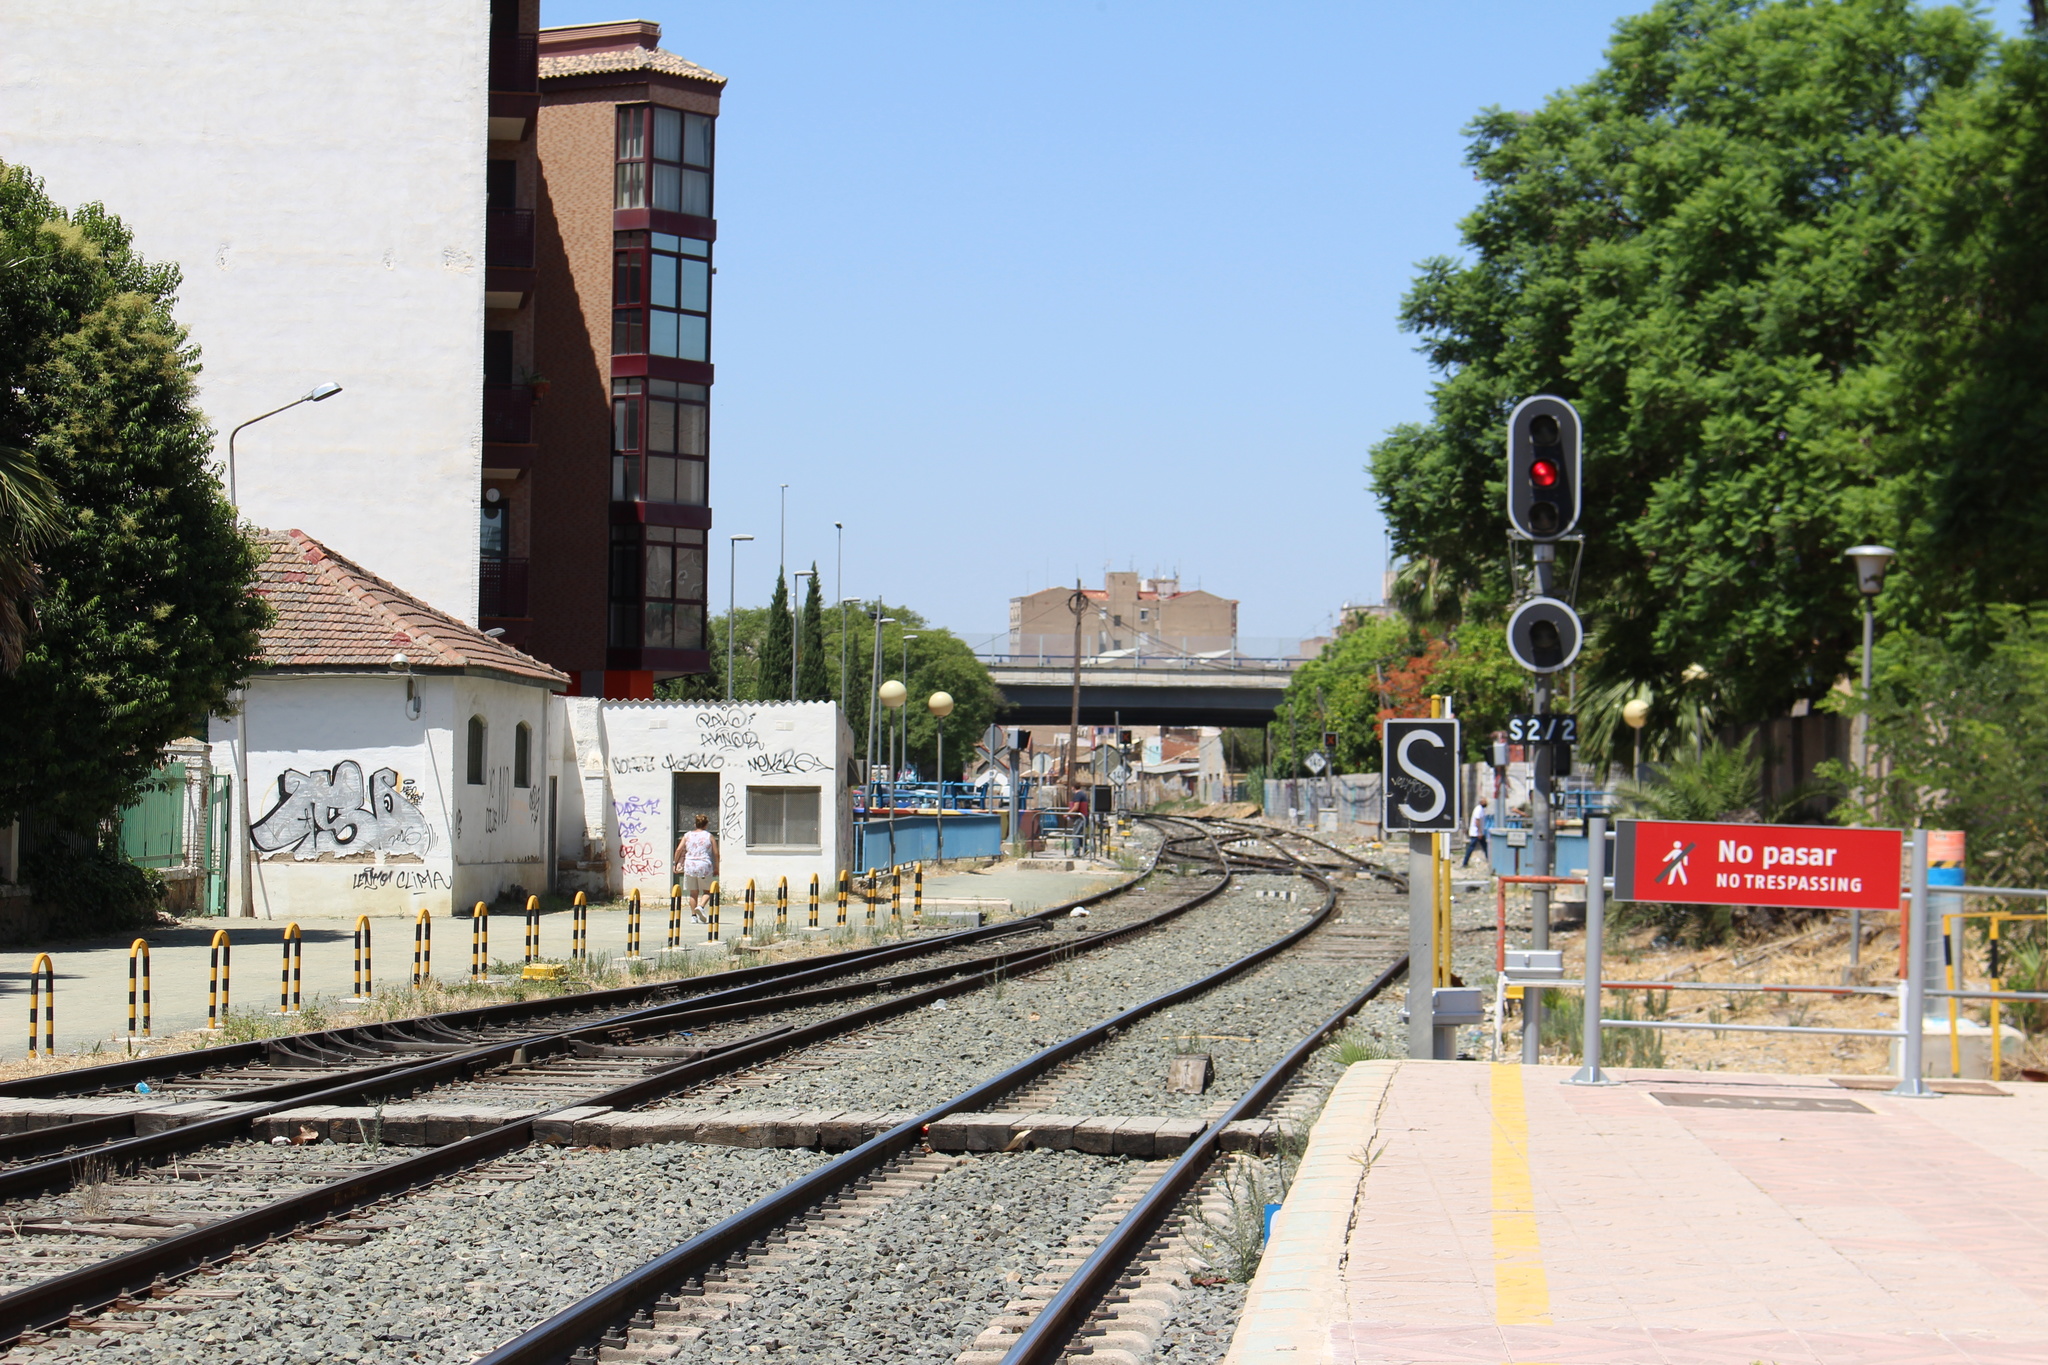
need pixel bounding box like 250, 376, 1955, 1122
746, 749, 831, 776
251, 761, 433, 859
351, 868, 453, 891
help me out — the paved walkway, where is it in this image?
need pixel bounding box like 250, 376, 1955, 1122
1228, 1060, 2048, 1364
0, 860, 1129, 1056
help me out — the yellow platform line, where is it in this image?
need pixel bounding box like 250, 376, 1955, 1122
1490, 1063, 1552, 1328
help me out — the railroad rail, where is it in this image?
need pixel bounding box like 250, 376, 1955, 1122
0, 821, 1221, 1343
474, 816, 1406, 1364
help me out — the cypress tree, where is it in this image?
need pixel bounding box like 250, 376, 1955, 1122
758, 570, 793, 701
797, 562, 830, 701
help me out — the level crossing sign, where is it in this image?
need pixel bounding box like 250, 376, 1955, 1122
1613, 819, 1902, 911
1381, 718, 1460, 832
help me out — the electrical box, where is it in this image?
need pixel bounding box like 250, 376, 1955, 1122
1503, 949, 1564, 980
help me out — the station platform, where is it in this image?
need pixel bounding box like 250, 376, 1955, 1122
1226, 1060, 2048, 1364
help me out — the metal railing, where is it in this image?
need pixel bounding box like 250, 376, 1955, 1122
489, 32, 539, 92
479, 557, 529, 618
978, 650, 1299, 673
482, 383, 533, 443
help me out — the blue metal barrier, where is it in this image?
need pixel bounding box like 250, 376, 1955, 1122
853, 814, 1003, 871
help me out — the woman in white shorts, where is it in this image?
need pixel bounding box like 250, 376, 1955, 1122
674, 814, 719, 921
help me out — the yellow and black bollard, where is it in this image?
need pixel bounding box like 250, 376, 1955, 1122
278, 922, 303, 1014
864, 872, 877, 928
207, 930, 231, 1030
626, 888, 643, 959
743, 878, 756, 939
668, 884, 683, 951
413, 907, 432, 990
891, 868, 902, 929
776, 876, 788, 935
127, 939, 151, 1039
914, 862, 924, 921
572, 891, 589, 962
352, 915, 373, 1000
836, 870, 849, 928
808, 873, 821, 930
524, 895, 541, 964
707, 881, 721, 941
471, 902, 490, 982
27, 954, 54, 1058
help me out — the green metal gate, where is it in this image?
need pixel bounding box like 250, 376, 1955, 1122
202, 774, 231, 916
116, 763, 187, 868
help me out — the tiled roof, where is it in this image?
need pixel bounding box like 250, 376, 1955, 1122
250, 530, 567, 688
539, 49, 726, 85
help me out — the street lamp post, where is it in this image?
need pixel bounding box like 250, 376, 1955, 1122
900, 633, 919, 786
1622, 695, 1651, 782
726, 535, 755, 701
879, 677, 906, 873
225, 381, 343, 920
1844, 545, 1895, 975
834, 523, 846, 702
928, 691, 954, 863
791, 569, 815, 701
867, 610, 893, 814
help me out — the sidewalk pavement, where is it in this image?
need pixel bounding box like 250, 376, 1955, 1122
1226, 1059, 2048, 1364
0, 860, 1131, 1057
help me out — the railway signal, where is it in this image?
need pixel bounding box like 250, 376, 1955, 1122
1505, 597, 1583, 673
1506, 395, 1582, 541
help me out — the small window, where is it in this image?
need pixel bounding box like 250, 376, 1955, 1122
514, 722, 532, 789
747, 786, 820, 848
467, 716, 487, 785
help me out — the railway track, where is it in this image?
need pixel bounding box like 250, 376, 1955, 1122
0, 817, 1410, 1361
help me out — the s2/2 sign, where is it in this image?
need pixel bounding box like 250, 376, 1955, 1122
1382, 719, 1460, 833
1613, 819, 1902, 912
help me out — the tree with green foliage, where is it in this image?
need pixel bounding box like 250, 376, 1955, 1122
797, 563, 830, 701
0, 441, 61, 673
0, 162, 267, 921
1370, 0, 2019, 759
758, 570, 792, 703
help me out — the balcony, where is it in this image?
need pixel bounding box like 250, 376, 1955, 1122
480, 557, 530, 619
483, 384, 533, 445
489, 33, 538, 92
486, 208, 535, 269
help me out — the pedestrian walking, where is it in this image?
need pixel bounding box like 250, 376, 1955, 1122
1462, 800, 1493, 868
674, 815, 719, 921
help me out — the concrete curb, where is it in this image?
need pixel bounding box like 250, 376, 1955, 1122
1221, 1058, 1402, 1365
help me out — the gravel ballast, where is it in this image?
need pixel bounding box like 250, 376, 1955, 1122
652, 873, 1319, 1116
9, 1144, 833, 1364
664, 1148, 1133, 1363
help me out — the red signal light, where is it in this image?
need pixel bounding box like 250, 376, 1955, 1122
1529, 459, 1559, 488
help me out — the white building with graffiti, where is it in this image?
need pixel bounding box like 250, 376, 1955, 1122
559, 700, 856, 919
213, 532, 568, 920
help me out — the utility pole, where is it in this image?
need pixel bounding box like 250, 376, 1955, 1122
1067, 581, 1086, 805
836, 523, 847, 703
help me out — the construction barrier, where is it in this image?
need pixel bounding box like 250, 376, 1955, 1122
809, 873, 821, 930
914, 862, 924, 921
278, 922, 303, 1014
352, 915, 373, 1001
626, 888, 643, 960
776, 876, 788, 935
836, 871, 849, 928
524, 895, 541, 964
743, 878, 756, 939
572, 891, 588, 962
207, 930, 231, 1030
127, 939, 151, 1039
28, 953, 54, 1058
668, 884, 684, 950
413, 907, 431, 989
471, 902, 491, 982
707, 881, 721, 941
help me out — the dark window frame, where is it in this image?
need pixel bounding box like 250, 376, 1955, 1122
466, 716, 487, 786
514, 721, 532, 789
608, 525, 708, 651
610, 375, 709, 507
614, 103, 713, 215
611, 230, 711, 363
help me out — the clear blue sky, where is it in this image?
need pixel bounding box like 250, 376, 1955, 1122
541, 0, 2034, 650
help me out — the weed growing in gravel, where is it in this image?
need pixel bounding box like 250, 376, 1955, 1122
1191, 1156, 1285, 1282
354, 1103, 385, 1153
78, 1157, 111, 1217
219, 1003, 334, 1042
1325, 1029, 1396, 1066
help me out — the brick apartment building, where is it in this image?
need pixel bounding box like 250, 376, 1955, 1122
484, 17, 722, 699
1009, 574, 1238, 660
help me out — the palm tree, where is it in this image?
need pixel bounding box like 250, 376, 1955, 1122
0, 443, 62, 674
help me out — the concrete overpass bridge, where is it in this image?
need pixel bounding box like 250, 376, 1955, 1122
985, 655, 1296, 727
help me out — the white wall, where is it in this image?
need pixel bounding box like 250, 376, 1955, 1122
589, 702, 855, 931
0, 3, 488, 621
211, 670, 551, 919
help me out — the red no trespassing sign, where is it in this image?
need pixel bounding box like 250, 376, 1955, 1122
1613, 819, 1903, 912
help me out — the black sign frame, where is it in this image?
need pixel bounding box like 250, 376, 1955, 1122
1382, 718, 1461, 833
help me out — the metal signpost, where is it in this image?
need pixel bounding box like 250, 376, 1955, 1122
1383, 715, 1462, 1059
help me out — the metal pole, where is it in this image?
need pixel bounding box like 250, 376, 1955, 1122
836, 524, 846, 704
1524, 671, 1553, 1064
935, 717, 944, 863
1892, 827, 1937, 1098
1851, 602, 1875, 970
1567, 815, 1615, 1085
779, 483, 788, 579
725, 535, 753, 701
1067, 583, 1085, 808
1407, 831, 1434, 1058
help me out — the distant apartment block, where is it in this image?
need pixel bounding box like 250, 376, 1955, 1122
1009, 573, 1238, 660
